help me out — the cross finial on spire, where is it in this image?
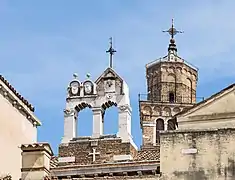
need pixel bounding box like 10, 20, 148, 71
163, 18, 184, 39
106, 37, 116, 68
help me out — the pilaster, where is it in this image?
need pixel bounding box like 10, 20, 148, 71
117, 105, 132, 142
62, 108, 77, 143
21, 143, 53, 180
92, 107, 104, 138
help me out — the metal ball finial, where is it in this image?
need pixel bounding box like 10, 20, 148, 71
73, 73, 78, 79
86, 73, 91, 79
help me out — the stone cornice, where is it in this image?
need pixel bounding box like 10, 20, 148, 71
21, 143, 53, 156
0, 81, 41, 126
51, 160, 159, 178
160, 127, 235, 135
178, 112, 235, 124
52, 160, 159, 170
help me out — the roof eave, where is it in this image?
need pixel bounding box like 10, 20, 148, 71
0, 80, 42, 126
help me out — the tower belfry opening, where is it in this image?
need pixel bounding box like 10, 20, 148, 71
139, 19, 199, 146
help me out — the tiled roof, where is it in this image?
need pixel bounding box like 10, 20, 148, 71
135, 146, 160, 161
0, 75, 34, 112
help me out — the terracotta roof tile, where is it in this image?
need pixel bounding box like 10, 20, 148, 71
0, 75, 34, 112
135, 146, 160, 161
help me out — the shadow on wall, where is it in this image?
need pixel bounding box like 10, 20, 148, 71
170, 158, 235, 180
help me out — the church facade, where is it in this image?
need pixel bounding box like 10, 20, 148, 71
20, 21, 235, 180
0, 75, 41, 180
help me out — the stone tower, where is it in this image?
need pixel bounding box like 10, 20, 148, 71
139, 20, 198, 146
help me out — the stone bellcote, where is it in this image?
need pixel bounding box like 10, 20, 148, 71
59, 65, 137, 166
62, 67, 133, 144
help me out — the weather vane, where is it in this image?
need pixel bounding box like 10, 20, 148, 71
106, 37, 116, 68
162, 19, 184, 39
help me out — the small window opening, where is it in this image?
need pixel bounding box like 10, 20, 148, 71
169, 92, 175, 103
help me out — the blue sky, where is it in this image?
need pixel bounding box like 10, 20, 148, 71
1, 1, 235, 155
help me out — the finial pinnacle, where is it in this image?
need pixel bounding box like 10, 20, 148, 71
106, 37, 116, 68
163, 19, 184, 39
73, 73, 78, 79
86, 73, 91, 79
109, 37, 113, 47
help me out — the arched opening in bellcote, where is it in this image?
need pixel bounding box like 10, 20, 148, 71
102, 101, 119, 135
75, 103, 93, 137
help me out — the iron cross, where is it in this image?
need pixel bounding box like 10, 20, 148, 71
162, 19, 184, 39
106, 37, 116, 68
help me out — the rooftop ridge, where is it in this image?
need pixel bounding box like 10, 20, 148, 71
0, 75, 34, 112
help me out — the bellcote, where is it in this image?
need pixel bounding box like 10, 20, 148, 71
62, 39, 135, 148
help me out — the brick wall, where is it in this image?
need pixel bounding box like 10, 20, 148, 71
58, 136, 137, 165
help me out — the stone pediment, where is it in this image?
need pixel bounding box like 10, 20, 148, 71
176, 83, 235, 122
95, 67, 124, 95
95, 67, 123, 84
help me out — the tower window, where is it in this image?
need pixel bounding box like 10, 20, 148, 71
169, 92, 175, 103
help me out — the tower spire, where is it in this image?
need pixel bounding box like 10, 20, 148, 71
162, 19, 184, 54
106, 37, 116, 68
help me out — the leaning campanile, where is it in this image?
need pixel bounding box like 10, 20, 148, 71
139, 19, 199, 146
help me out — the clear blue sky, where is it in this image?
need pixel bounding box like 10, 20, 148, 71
1, 1, 235, 155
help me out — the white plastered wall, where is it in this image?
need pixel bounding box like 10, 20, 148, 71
0, 94, 37, 180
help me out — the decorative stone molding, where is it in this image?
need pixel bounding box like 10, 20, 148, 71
118, 105, 131, 112
137, 171, 143, 176
63, 109, 75, 117
106, 93, 112, 100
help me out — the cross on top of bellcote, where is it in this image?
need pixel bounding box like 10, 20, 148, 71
106, 37, 116, 69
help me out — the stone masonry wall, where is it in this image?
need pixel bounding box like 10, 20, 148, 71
146, 61, 197, 103
58, 176, 160, 180
160, 128, 235, 180
59, 136, 137, 165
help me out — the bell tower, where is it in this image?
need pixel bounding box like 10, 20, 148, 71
139, 19, 199, 146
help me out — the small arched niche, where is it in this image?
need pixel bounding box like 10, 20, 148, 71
143, 106, 152, 115
169, 92, 175, 103
156, 118, 164, 144
162, 107, 171, 116
167, 119, 176, 130
167, 74, 176, 83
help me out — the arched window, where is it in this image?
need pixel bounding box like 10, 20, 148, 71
169, 92, 175, 103
167, 119, 176, 130
156, 118, 164, 144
